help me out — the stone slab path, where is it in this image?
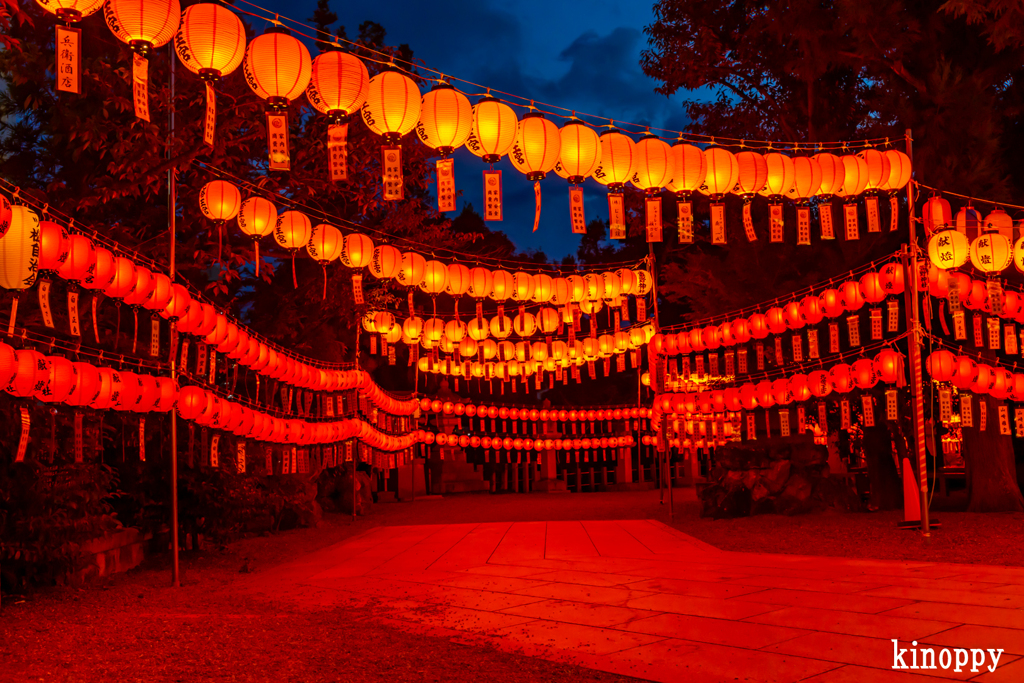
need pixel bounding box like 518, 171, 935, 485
246, 520, 1024, 681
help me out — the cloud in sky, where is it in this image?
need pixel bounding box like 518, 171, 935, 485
266, 0, 690, 259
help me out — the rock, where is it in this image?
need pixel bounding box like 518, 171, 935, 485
742, 469, 759, 490
750, 481, 770, 502
723, 469, 745, 490
751, 496, 776, 515
699, 484, 751, 519
813, 475, 862, 512
790, 441, 828, 466
775, 472, 814, 515
763, 460, 791, 494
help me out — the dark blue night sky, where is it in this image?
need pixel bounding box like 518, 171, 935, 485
260, 0, 690, 260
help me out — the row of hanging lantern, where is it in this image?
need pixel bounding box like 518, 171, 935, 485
421, 431, 636, 452
926, 349, 1024, 401
652, 348, 905, 417
924, 196, 1024, 276
417, 398, 650, 421
198, 178, 654, 308
34, 0, 913, 239
652, 263, 905, 358
0, 204, 420, 415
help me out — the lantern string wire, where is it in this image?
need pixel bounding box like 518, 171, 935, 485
226, 0, 902, 151
922, 331, 1024, 373
915, 181, 1024, 213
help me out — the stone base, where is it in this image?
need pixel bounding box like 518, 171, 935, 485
599, 481, 658, 492
532, 478, 569, 493
68, 527, 152, 585
443, 479, 492, 494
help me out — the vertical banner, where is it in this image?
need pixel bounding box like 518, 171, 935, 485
755, 342, 764, 371
742, 202, 757, 241
979, 399, 987, 431
646, 196, 663, 242
792, 334, 803, 362
961, 394, 973, 427
382, 146, 403, 200
988, 280, 1004, 316
132, 53, 150, 122
808, 328, 820, 359
769, 204, 784, 242
948, 274, 961, 311
862, 395, 875, 427
953, 310, 967, 340
709, 352, 719, 377
209, 435, 220, 468
237, 442, 246, 473
138, 417, 145, 462
988, 317, 1001, 350
820, 203, 835, 239
1016, 408, 1024, 437
797, 405, 806, 433
609, 193, 626, 239
796, 206, 811, 245
682, 356, 691, 379
483, 170, 502, 220
437, 158, 455, 212
779, 409, 790, 437
328, 122, 349, 182
887, 300, 900, 332
532, 181, 542, 232
636, 296, 646, 321
204, 82, 216, 148
939, 388, 952, 422
196, 343, 207, 379
16, 406, 30, 462
829, 322, 840, 353
889, 195, 900, 231
569, 186, 586, 234
267, 112, 290, 171
843, 202, 860, 240
865, 195, 881, 232
886, 389, 899, 420
677, 200, 693, 243
818, 401, 828, 433
999, 404, 1011, 436
746, 412, 757, 440
1006, 325, 1018, 354
774, 336, 784, 365
56, 25, 82, 94
351, 273, 364, 305
695, 355, 705, 378
870, 308, 882, 339
38, 280, 54, 328
208, 350, 217, 385
710, 203, 726, 244
724, 351, 734, 376
973, 314, 983, 348
150, 316, 160, 358
764, 411, 771, 438
737, 346, 748, 374
74, 411, 83, 463
840, 399, 851, 430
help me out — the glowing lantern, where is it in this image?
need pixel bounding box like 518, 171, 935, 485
557, 119, 601, 183
538, 307, 560, 334
416, 83, 473, 156
859, 272, 886, 304
820, 288, 844, 318
971, 364, 994, 394
957, 205, 983, 238
237, 196, 277, 277
361, 69, 422, 142
274, 211, 312, 287
789, 374, 811, 402
199, 180, 242, 261
490, 315, 513, 339
667, 142, 706, 195
813, 153, 845, 196
950, 355, 976, 390
592, 129, 636, 191
514, 313, 537, 337
419, 260, 448, 296
765, 307, 787, 335
464, 267, 492, 300
784, 301, 804, 329
512, 272, 535, 302
875, 349, 903, 384
174, 2, 244, 138
369, 245, 401, 280
927, 229, 969, 270
466, 97, 517, 163
37, 221, 69, 275
243, 25, 311, 164
123, 266, 154, 306
532, 273, 554, 303
882, 150, 912, 190
510, 113, 560, 230
397, 251, 426, 288
445, 319, 466, 342
633, 270, 654, 296
853, 358, 878, 389
733, 151, 768, 197
829, 364, 854, 393
306, 48, 368, 119
758, 153, 796, 198
307, 223, 343, 298
789, 156, 823, 200
969, 233, 1012, 274
841, 280, 865, 311
702, 147, 740, 197
748, 314, 769, 339
631, 135, 674, 191
808, 369, 832, 398
104, 256, 137, 300
0, 206, 39, 291
731, 318, 751, 343
858, 148, 891, 190
879, 263, 905, 296
836, 155, 869, 197
104, 0, 181, 115
403, 316, 423, 340
773, 378, 793, 405
58, 234, 94, 283
490, 270, 514, 302
423, 318, 444, 343
922, 196, 953, 233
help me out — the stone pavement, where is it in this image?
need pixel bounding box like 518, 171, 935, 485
247, 520, 1024, 681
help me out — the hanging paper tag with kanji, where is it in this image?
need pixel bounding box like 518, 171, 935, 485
707, 203, 725, 244
988, 317, 1001, 349
636, 296, 646, 321
847, 314, 860, 347
979, 399, 987, 431
987, 279, 1004, 316
889, 195, 899, 231
620, 297, 629, 322
150, 316, 159, 357
792, 334, 803, 362
73, 411, 83, 463
56, 25, 82, 94
865, 196, 881, 232
327, 122, 348, 182
437, 158, 455, 212
862, 395, 875, 426
764, 411, 772, 438
682, 356, 691, 379
609, 193, 626, 239
695, 355, 705, 378
646, 197, 663, 242
818, 401, 828, 433
868, 308, 881, 340
843, 202, 859, 240
840, 399, 851, 430
796, 206, 811, 245
953, 310, 966, 340
948, 275, 961, 312
939, 388, 952, 422
737, 347, 747, 374
388, 345, 396, 365
829, 322, 840, 353
138, 417, 146, 462
769, 204, 784, 242
797, 405, 806, 433
204, 82, 216, 148
779, 409, 791, 437
569, 186, 586, 234
724, 351, 734, 376
1006, 325, 1018, 354
178, 337, 189, 374
773, 336, 783, 365
617, 353, 625, 372
351, 272, 364, 305
483, 170, 503, 220
210, 434, 220, 468
1016, 408, 1024, 437
132, 53, 150, 121
973, 314, 983, 348
746, 412, 757, 440
709, 352, 719, 377
38, 280, 53, 328
382, 146, 403, 200
196, 343, 207, 379
755, 342, 764, 371
678, 201, 693, 243
888, 300, 900, 332
236, 441, 246, 473
820, 203, 835, 239
808, 328, 819, 359
325, 395, 335, 417
532, 181, 542, 232
267, 112, 290, 170
16, 406, 30, 462
208, 350, 218, 385
885, 389, 898, 420
742, 202, 756, 241
999, 404, 1011, 435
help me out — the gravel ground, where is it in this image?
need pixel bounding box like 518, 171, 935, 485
2, 489, 1022, 683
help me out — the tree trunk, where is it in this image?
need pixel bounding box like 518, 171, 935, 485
962, 393, 1024, 512
865, 423, 902, 510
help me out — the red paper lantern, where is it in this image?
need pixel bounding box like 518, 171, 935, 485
852, 358, 878, 389
829, 364, 854, 393
971, 364, 994, 394
800, 295, 824, 325
990, 368, 1012, 400
67, 362, 101, 407
819, 288, 844, 318
702, 325, 721, 350
859, 272, 886, 304
784, 301, 804, 329
964, 280, 987, 311
104, 256, 137, 300
689, 328, 706, 352
37, 221, 69, 274
874, 349, 903, 384
765, 307, 787, 335
306, 49, 369, 119
808, 369, 832, 397
925, 350, 955, 382
35, 355, 76, 403
739, 383, 759, 410
160, 284, 190, 321
104, 0, 180, 55
789, 373, 810, 402
731, 318, 751, 343
840, 280, 865, 311
244, 27, 312, 107
878, 263, 904, 296
675, 331, 691, 354
757, 380, 776, 409
772, 378, 793, 405
748, 314, 769, 340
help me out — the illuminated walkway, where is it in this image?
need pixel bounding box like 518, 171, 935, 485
248, 520, 1024, 681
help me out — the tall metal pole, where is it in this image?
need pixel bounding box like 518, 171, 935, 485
904, 129, 930, 537
167, 44, 180, 586
648, 244, 671, 516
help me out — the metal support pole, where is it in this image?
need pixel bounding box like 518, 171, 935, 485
167, 43, 180, 588
904, 128, 930, 537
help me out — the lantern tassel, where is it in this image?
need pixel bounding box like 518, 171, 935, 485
322, 264, 327, 301
533, 181, 541, 232
292, 251, 297, 289
217, 221, 223, 264
254, 241, 260, 278
6, 294, 18, 336
114, 301, 121, 350
132, 308, 138, 354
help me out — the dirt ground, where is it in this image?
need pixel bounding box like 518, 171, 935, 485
2, 489, 1023, 682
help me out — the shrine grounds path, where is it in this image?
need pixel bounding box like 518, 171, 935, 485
2, 490, 1023, 682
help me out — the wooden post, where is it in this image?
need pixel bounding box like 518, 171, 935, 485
167, 42, 179, 589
